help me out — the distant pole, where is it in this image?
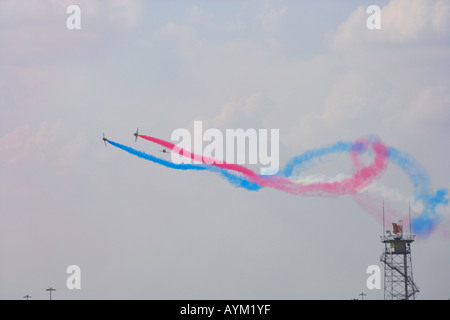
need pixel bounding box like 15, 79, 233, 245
23, 295, 31, 300
382, 200, 385, 236
359, 292, 367, 300
46, 287, 56, 300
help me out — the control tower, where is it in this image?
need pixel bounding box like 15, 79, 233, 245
380, 213, 419, 300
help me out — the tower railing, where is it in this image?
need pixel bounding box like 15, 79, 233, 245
380, 234, 415, 242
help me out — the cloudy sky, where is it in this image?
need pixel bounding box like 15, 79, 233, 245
1, 0, 449, 300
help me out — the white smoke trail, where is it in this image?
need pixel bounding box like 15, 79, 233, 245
289, 173, 349, 185
290, 173, 424, 215
359, 182, 424, 213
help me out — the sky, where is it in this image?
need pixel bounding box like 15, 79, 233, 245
0, 0, 449, 300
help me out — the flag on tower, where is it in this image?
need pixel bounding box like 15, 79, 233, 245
392, 222, 402, 234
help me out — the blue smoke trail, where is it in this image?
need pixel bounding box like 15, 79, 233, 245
280, 141, 352, 177
210, 166, 262, 191
388, 147, 449, 235
109, 139, 448, 236
277, 141, 449, 236
281, 141, 448, 235
108, 140, 261, 190
280, 138, 382, 177
108, 140, 206, 171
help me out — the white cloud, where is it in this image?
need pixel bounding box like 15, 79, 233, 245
361, 182, 423, 213
401, 85, 450, 133
156, 22, 199, 59
381, 0, 450, 42
204, 94, 276, 130
0, 0, 143, 29
258, 2, 287, 33
0, 0, 104, 24
56, 132, 89, 167
0, 121, 60, 165
333, 0, 450, 50
188, 6, 211, 24
282, 0, 450, 150
0, 0, 64, 21
107, 0, 143, 28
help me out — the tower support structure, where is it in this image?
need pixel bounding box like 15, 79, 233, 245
380, 219, 419, 300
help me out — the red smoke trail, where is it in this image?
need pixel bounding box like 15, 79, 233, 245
350, 138, 402, 227
139, 134, 258, 178
139, 134, 389, 197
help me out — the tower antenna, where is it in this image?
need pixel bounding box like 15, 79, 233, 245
409, 202, 412, 236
